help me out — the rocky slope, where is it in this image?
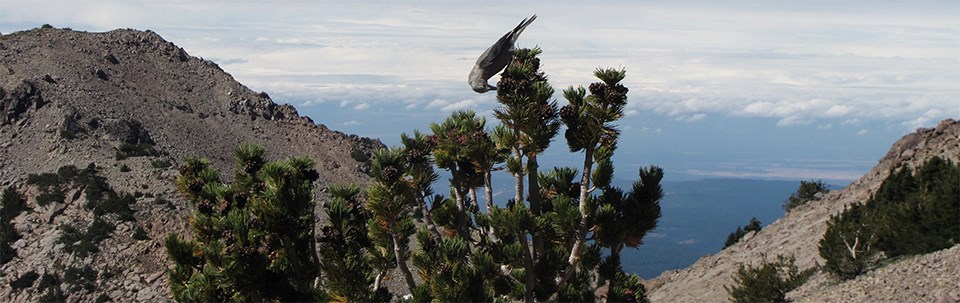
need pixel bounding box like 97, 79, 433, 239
0, 27, 379, 302
646, 119, 960, 303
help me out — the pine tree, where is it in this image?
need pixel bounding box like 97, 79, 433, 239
818, 203, 878, 279
164, 144, 321, 302
418, 49, 659, 301
366, 147, 418, 293
783, 180, 830, 212
556, 67, 632, 289
318, 185, 390, 302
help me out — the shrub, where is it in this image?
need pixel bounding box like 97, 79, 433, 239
36, 273, 65, 302
87, 192, 135, 222
94, 294, 111, 303
35, 188, 65, 206
132, 226, 149, 240
115, 143, 157, 160
151, 159, 172, 168
64, 265, 98, 291
119, 164, 131, 172
869, 157, 959, 257
818, 203, 878, 279
1, 186, 27, 217
783, 180, 830, 212
725, 255, 807, 303
1, 187, 25, 264
724, 217, 762, 248
57, 218, 115, 257
349, 149, 369, 163
27, 172, 61, 188
166, 145, 323, 302
11, 270, 39, 290
819, 157, 958, 279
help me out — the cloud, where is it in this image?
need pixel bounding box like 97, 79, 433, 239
3, 0, 956, 131
676, 113, 707, 122
342, 120, 361, 126
353, 102, 370, 110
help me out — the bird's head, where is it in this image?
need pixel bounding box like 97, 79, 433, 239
471, 82, 497, 93
469, 68, 497, 93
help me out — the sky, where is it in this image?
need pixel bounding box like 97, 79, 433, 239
2, 0, 958, 183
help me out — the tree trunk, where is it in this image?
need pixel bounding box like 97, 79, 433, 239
484, 171, 497, 242
603, 244, 624, 303
557, 146, 594, 287
518, 229, 536, 303
469, 187, 479, 213
416, 194, 444, 242
527, 153, 544, 258
393, 234, 417, 293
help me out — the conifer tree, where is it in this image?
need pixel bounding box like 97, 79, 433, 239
418, 49, 660, 301
164, 144, 321, 302
818, 203, 878, 279
366, 147, 418, 293
317, 185, 390, 302
557, 67, 632, 287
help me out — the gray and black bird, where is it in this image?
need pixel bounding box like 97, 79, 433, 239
469, 14, 537, 93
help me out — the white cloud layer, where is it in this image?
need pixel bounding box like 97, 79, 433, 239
1, 0, 956, 129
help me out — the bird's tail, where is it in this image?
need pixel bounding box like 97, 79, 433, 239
511, 14, 537, 42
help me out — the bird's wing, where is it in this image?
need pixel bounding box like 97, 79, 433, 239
477, 15, 537, 68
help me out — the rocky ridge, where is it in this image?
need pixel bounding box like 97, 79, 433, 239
646, 119, 960, 303
0, 27, 380, 302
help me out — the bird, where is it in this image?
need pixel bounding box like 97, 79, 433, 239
469, 14, 537, 93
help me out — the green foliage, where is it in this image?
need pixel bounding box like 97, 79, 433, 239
724, 217, 762, 248
63, 265, 98, 291
36, 188, 65, 206
318, 185, 390, 302
58, 217, 116, 258
819, 156, 959, 279
783, 180, 830, 212
869, 157, 959, 257
94, 294, 111, 303
349, 149, 370, 163
345, 50, 656, 302
366, 147, 419, 293
115, 143, 158, 160
86, 191, 135, 222
133, 225, 149, 240
27, 164, 134, 220
151, 159, 173, 168
119, 164, 131, 172
818, 203, 878, 279
725, 255, 807, 303
36, 272, 66, 302
11, 270, 39, 290
165, 144, 322, 302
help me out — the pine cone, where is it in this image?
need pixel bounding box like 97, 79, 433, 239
540, 104, 556, 121
560, 105, 578, 121
381, 166, 399, 181
589, 82, 606, 96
